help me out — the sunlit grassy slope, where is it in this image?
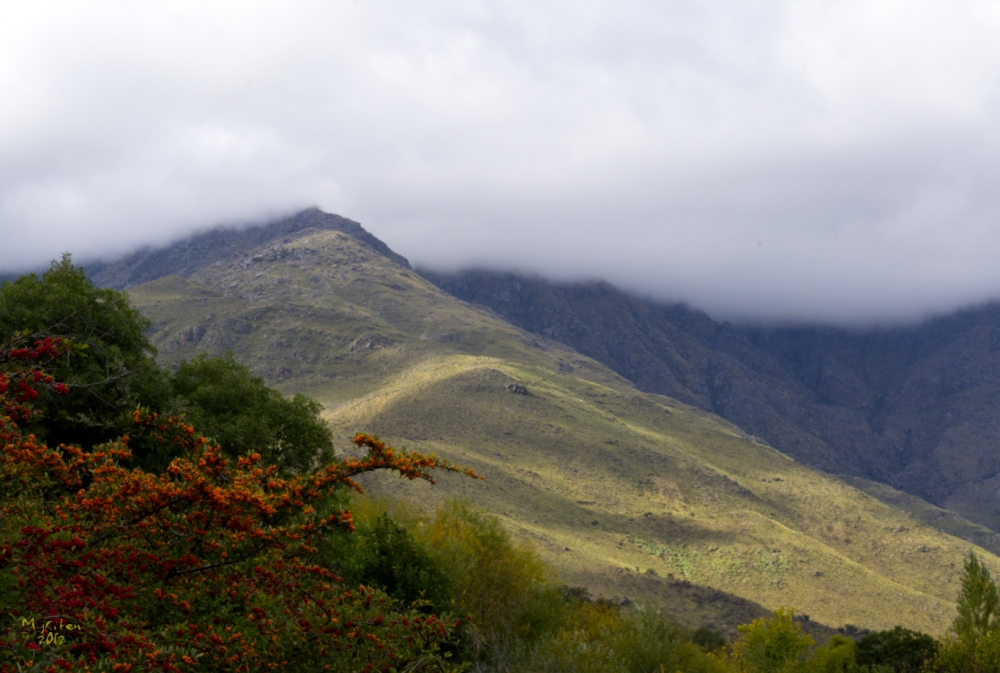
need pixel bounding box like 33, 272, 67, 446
129, 226, 999, 636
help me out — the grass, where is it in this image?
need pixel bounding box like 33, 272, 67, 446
127, 226, 1000, 637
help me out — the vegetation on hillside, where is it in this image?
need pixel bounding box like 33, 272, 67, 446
0, 257, 335, 476
0, 262, 997, 671
0, 336, 472, 671
119, 227, 1000, 635
9, 258, 1000, 673
423, 267, 1000, 534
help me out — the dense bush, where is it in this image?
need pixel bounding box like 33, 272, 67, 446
0, 255, 170, 449
151, 352, 335, 475
321, 505, 453, 613
856, 626, 937, 673
531, 601, 726, 673
0, 258, 335, 476
727, 607, 814, 673
0, 337, 475, 672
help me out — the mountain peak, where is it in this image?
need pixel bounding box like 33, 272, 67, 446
85, 209, 409, 290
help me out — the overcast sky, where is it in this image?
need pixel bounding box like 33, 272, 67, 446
4, 2, 1000, 324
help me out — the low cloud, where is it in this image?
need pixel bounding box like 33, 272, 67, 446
3, 1, 1000, 324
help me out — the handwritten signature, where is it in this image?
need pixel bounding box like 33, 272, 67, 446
17, 617, 82, 646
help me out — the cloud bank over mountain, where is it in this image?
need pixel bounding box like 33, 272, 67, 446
3, 1, 1000, 324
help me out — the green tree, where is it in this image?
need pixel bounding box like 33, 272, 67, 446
325, 511, 452, 612
422, 499, 566, 643
729, 607, 814, 673
161, 352, 335, 474
855, 626, 937, 673
0, 259, 335, 477
935, 551, 1000, 673
954, 552, 1000, 644
0, 254, 170, 448
809, 635, 855, 673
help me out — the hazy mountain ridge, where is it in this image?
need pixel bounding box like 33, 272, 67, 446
420, 269, 1000, 532
85, 207, 410, 290
59, 208, 1000, 636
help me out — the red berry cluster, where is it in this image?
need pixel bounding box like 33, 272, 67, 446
1, 340, 476, 672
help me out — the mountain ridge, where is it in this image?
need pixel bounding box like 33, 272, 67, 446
419, 268, 1000, 532
85, 208, 410, 290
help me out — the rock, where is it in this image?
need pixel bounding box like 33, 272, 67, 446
505, 383, 528, 395
180, 325, 207, 343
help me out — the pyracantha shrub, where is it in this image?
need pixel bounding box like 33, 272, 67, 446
0, 336, 480, 672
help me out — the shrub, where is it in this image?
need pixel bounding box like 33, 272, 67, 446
162, 352, 335, 475
693, 625, 728, 653
420, 499, 566, 643
808, 635, 855, 673
0, 255, 170, 450
0, 338, 478, 672
728, 607, 814, 673
856, 626, 936, 673
532, 602, 726, 673
324, 508, 452, 612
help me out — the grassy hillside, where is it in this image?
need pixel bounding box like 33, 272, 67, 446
423, 270, 1000, 532
125, 215, 1000, 636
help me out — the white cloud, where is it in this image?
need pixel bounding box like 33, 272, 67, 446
3, 1, 1000, 323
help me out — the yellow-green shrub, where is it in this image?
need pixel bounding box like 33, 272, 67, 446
420, 499, 567, 641
533, 602, 727, 673
728, 607, 814, 673
807, 635, 856, 673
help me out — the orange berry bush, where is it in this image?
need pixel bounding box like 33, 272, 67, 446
0, 337, 478, 672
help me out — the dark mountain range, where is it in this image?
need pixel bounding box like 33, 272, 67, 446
420, 269, 1000, 532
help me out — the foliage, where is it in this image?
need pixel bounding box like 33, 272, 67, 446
154, 352, 334, 475
0, 254, 170, 449
693, 626, 729, 653
322, 508, 452, 613
855, 626, 937, 673
727, 607, 814, 673
421, 500, 567, 645
0, 339, 478, 672
0, 262, 333, 478
531, 602, 727, 673
932, 551, 1000, 673
934, 630, 1000, 673
953, 552, 1000, 644
808, 635, 855, 673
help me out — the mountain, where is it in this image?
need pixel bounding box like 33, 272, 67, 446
85, 207, 411, 290
420, 269, 1000, 534
79, 209, 1000, 636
